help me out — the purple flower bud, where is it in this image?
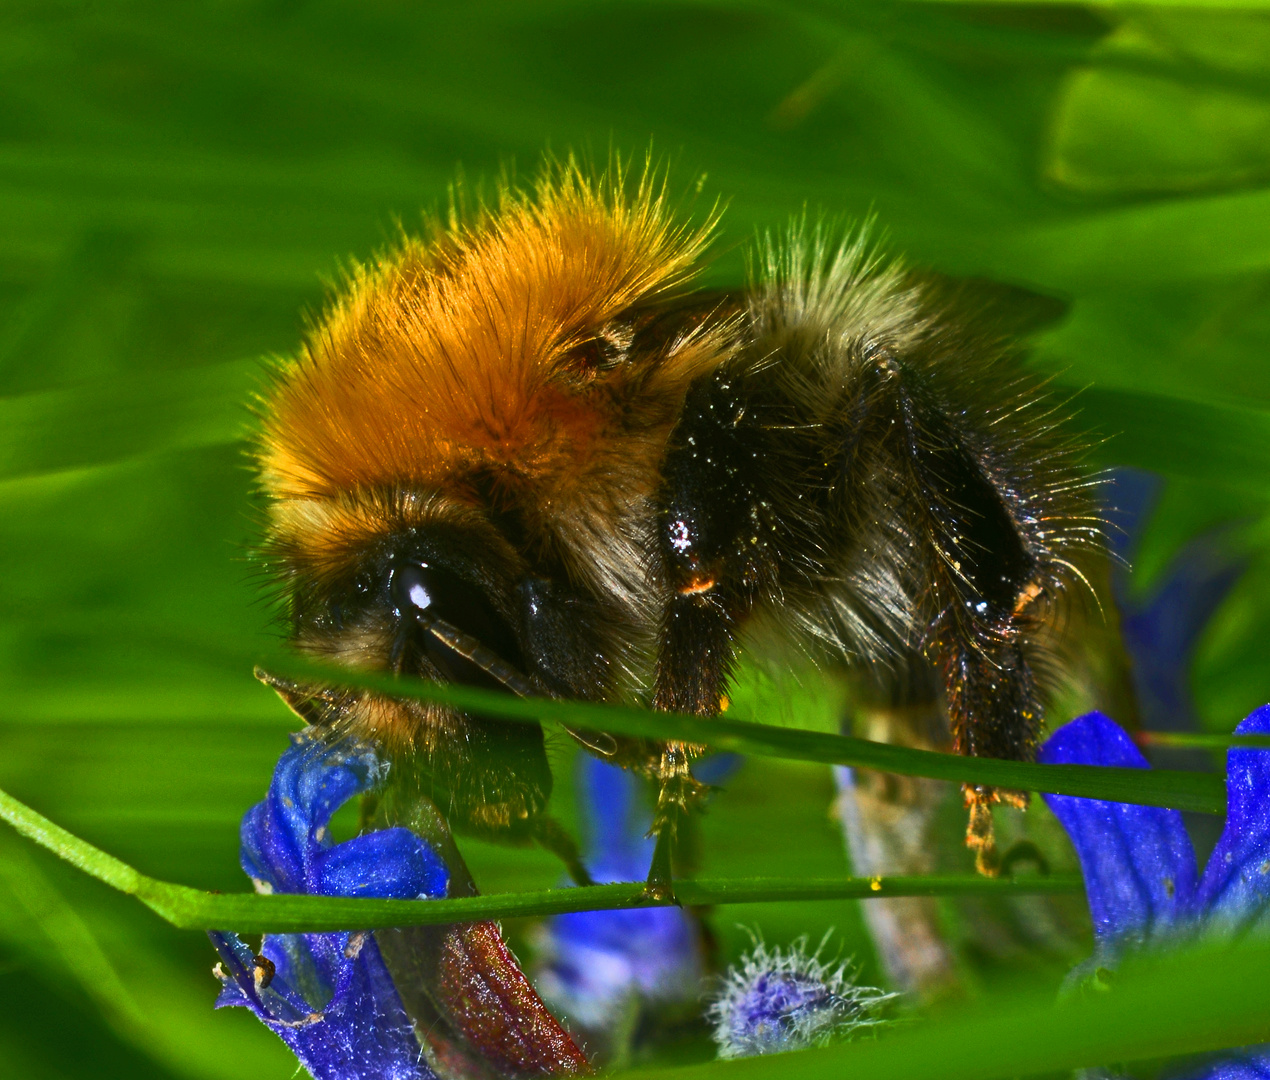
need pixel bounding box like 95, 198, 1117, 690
707, 936, 893, 1058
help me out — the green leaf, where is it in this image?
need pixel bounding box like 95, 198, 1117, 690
0, 359, 258, 481
1075, 385, 1270, 493
1044, 11, 1270, 196
1136, 730, 1270, 749
997, 187, 1270, 287
4, 3, 1270, 1073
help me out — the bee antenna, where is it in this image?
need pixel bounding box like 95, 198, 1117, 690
421, 615, 541, 699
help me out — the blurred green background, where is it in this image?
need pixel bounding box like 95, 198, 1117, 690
3, 2, 1270, 1076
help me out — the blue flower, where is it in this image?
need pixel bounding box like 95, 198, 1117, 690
534, 755, 707, 1032
1040, 708, 1270, 1078
706, 936, 893, 1059
1105, 468, 1245, 737
209, 733, 449, 1080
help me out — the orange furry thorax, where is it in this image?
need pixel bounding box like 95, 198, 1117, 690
259, 168, 727, 531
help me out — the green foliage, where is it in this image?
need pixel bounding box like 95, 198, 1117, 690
2, 2, 1270, 1077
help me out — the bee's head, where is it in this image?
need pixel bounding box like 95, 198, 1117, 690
278, 491, 525, 689
261, 484, 620, 739
255, 161, 732, 611
253, 162, 733, 686
258, 488, 627, 834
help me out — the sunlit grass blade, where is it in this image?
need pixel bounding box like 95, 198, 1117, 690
4, 611, 1225, 813
0, 841, 148, 1038
0, 782, 142, 893
143, 875, 1086, 935
998, 184, 1270, 287
0, 781, 1080, 932
627, 937, 1270, 1080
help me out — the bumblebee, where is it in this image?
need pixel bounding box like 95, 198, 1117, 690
254, 159, 1100, 889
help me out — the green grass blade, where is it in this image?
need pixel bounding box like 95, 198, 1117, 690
1076, 385, 1270, 494
0, 785, 142, 894
1136, 731, 1270, 749
143, 874, 1085, 934
18, 615, 1224, 814
0, 780, 1081, 932
0, 359, 256, 481
253, 647, 1227, 814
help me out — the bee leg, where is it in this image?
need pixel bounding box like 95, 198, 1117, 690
644, 817, 677, 903
530, 815, 595, 887
964, 788, 1002, 876
644, 744, 688, 903
642, 741, 710, 902
943, 638, 1039, 876
848, 354, 1060, 875
646, 370, 780, 898
643, 589, 734, 901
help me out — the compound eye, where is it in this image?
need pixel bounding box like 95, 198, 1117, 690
391, 561, 434, 615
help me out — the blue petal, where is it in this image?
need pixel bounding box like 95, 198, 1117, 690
210, 930, 324, 1026
581, 756, 653, 864
1103, 468, 1162, 564
1176, 1050, 1270, 1080
1117, 535, 1244, 735
536, 755, 702, 1027
241, 735, 382, 893
214, 734, 445, 1078
1195, 705, 1270, 934
541, 904, 701, 1026
1039, 712, 1198, 948
692, 752, 744, 787
314, 828, 449, 900
299, 934, 429, 1080
211, 930, 432, 1080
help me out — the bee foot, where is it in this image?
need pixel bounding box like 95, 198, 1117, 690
964, 787, 1001, 878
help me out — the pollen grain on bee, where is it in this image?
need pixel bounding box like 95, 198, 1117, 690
680, 576, 717, 595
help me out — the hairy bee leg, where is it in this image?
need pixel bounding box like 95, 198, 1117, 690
643, 744, 687, 904
944, 647, 1039, 877
844, 355, 1058, 875
963, 788, 1001, 876
941, 637, 1039, 875
644, 816, 677, 903
646, 370, 783, 896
